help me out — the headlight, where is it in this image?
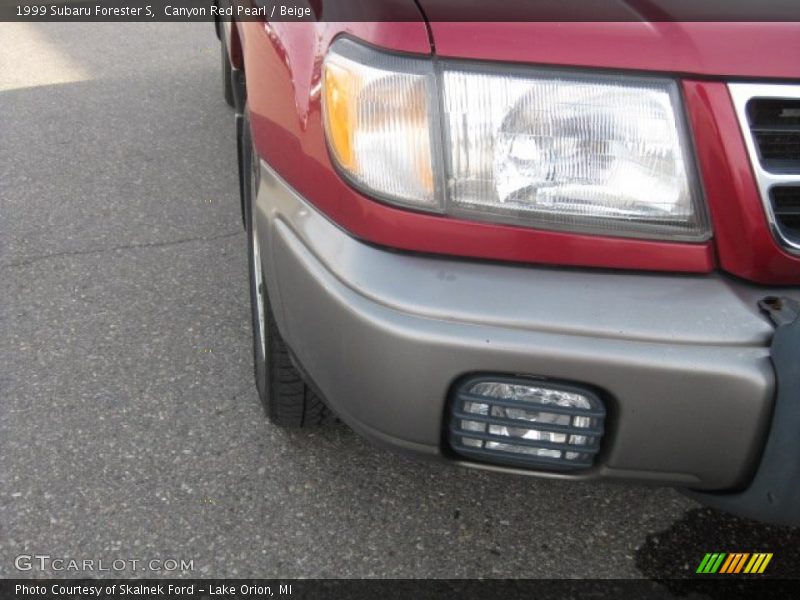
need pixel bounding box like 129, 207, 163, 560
322, 38, 709, 241
322, 40, 442, 211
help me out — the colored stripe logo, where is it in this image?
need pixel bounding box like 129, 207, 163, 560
696, 553, 773, 574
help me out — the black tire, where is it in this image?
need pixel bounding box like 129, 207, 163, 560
242, 111, 333, 428
221, 35, 235, 108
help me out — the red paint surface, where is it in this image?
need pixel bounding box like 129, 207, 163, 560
429, 22, 800, 80
684, 81, 800, 285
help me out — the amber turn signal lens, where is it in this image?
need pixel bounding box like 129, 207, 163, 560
323, 62, 356, 172
321, 39, 440, 211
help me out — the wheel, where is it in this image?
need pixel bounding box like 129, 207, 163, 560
242, 111, 334, 427
221, 32, 235, 107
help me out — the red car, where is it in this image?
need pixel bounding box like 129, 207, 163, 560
216, 2, 800, 526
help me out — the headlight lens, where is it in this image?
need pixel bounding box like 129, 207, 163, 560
323, 39, 709, 241
322, 41, 441, 210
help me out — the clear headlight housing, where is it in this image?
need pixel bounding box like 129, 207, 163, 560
322, 38, 709, 241
322, 40, 442, 211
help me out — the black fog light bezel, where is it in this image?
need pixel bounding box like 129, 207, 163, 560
447, 374, 607, 472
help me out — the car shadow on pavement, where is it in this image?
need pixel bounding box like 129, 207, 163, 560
635, 506, 799, 593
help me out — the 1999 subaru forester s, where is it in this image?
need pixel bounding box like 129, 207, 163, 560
215, 1, 800, 526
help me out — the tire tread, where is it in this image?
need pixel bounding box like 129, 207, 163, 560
242, 108, 333, 429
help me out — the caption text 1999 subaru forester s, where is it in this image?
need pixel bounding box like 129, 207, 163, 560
214, 0, 800, 526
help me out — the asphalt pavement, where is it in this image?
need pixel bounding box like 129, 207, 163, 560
1, 22, 798, 581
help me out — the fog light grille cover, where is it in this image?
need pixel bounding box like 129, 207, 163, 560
449, 377, 606, 471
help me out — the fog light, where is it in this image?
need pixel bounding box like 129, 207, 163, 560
449, 377, 605, 470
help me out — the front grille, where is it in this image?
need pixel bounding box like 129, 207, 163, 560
771, 187, 800, 240
730, 84, 800, 254
748, 98, 800, 172
448, 376, 606, 471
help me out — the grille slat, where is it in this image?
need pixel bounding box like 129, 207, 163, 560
452, 409, 605, 436
772, 187, 800, 238
457, 391, 606, 417
730, 84, 800, 255
747, 98, 800, 128
748, 98, 800, 171
449, 426, 603, 453
753, 132, 800, 162
453, 445, 595, 470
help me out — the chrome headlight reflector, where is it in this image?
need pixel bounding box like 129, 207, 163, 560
323, 39, 709, 241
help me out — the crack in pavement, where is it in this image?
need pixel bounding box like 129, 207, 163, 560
0, 230, 244, 270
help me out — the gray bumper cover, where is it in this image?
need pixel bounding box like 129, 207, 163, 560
687, 299, 800, 525
254, 160, 798, 492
